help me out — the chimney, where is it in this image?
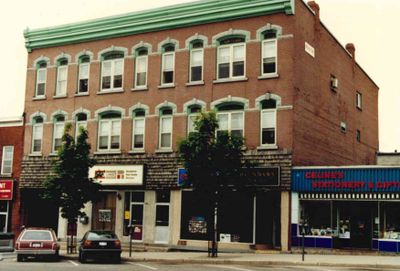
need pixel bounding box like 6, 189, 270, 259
345, 43, 356, 60
307, 1, 320, 21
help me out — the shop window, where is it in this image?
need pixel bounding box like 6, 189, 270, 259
261, 30, 277, 75
55, 58, 68, 97
77, 56, 90, 94
101, 51, 124, 91
52, 115, 65, 152
216, 103, 244, 138
75, 113, 87, 138
300, 201, 334, 236
35, 62, 47, 98
135, 48, 148, 88
132, 109, 146, 150
381, 202, 400, 240
187, 105, 202, 134
32, 116, 44, 153
1, 146, 13, 175
217, 36, 245, 80
97, 112, 121, 151
189, 41, 204, 82
260, 99, 277, 146
159, 108, 173, 149
161, 44, 175, 85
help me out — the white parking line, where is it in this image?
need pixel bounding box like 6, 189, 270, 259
68, 260, 79, 266
128, 262, 158, 270
205, 264, 255, 271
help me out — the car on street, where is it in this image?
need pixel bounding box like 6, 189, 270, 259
15, 227, 60, 262
78, 230, 122, 263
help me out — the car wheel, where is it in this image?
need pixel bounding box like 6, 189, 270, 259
17, 255, 24, 262
79, 252, 86, 263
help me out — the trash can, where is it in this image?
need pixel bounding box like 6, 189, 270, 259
0, 233, 14, 252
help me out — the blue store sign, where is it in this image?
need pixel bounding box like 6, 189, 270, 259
292, 167, 400, 193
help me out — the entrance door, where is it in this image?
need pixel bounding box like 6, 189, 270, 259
154, 191, 170, 244
0, 201, 8, 232
350, 203, 372, 249
92, 192, 116, 231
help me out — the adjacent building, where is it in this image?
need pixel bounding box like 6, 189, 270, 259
20, 0, 378, 251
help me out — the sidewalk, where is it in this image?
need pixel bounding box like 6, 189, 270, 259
60, 250, 400, 269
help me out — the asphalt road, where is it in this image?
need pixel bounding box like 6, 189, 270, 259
0, 255, 399, 271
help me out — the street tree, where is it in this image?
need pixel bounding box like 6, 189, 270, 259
178, 111, 246, 257
42, 123, 100, 253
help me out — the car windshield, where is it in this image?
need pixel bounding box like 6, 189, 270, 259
87, 231, 117, 240
21, 231, 53, 241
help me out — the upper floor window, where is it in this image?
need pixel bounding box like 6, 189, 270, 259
98, 112, 121, 151
216, 103, 244, 138
135, 48, 148, 88
75, 113, 88, 138
261, 30, 277, 75
161, 44, 175, 85
159, 108, 173, 149
187, 105, 202, 134
132, 109, 146, 150
189, 41, 204, 82
52, 115, 65, 152
1, 146, 14, 175
32, 116, 44, 153
217, 37, 245, 79
356, 92, 362, 109
101, 52, 124, 91
55, 59, 68, 96
330, 75, 338, 91
78, 56, 90, 94
35, 62, 47, 97
260, 99, 277, 146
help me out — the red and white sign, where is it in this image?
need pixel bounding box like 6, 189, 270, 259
0, 180, 13, 200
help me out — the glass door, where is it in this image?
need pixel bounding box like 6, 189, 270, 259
155, 191, 170, 244
130, 192, 145, 242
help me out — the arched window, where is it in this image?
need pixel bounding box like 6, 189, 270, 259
56, 58, 68, 97
217, 36, 246, 80
159, 108, 173, 149
77, 55, 90, 94
189, 40, 204, 83
260, 99, 277, 146
32, 116, 44, 153
187, 104, 202, 134
52, 115, 66, 152
98, 111, 122, 151
261, 30, 278, 76
75, 113, 88, 138
35, 62, 47, 98
216, 102, 244, 138
101, 51, 124, 91
161, 44, 175, 85
135, 48, 148, 88
132, 109, 146, 150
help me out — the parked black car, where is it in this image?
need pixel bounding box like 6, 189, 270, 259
78, 230, 122, 263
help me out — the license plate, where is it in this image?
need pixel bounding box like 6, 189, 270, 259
99, 242, 107, 246
31, 242, 42, 248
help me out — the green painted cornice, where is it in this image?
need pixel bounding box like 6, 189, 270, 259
24, 0, 294, 52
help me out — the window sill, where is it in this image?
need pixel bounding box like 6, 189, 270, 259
129, 150, 145, 154
94, 150, 122, 155
213, 77, 248, 84
155, 149, 173, 153
0, 173, 12, 178
158, 84, 175, 89
97, 89, 124, 95
53, 95, 67, 99
29, 153, 42, 157
258, 73, 279, 80
75, 92, 89, 97
32, 96, 46, 101
257, 145, 278, 150
49, 152, 58, 156
186, 81, 204, 87
132, 86, 148, 91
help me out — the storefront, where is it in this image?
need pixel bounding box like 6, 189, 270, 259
0, 180, 13, 232
291, 167, 400, 252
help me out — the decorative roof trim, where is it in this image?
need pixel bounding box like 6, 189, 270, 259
24, 0, 294, 52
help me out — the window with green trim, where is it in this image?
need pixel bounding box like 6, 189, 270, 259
260, 99, 277, 146
216, 103, 244, 138
217, 37, 245, 79
78, 56, 90, 94
32, 116, 43, 153
161, 44, 175, 85
56, 59, 68, 96
159, 108, 173, 148
135, 48, 148, 88
101, 52, 124, 91
52, 115, 65, 152
187, 105, 201, 134
189, 41, 204, 82
132, 109, 146, 150
75, 113, 87, 138
98, 112, 121, 151
35, 62, 47, 97
261, 30, 277, 75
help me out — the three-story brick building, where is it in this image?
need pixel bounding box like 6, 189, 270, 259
20, 0, 378, 251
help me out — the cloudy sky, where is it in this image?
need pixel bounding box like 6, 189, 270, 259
0, 0, 399, 151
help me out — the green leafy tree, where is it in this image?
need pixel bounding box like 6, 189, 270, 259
178, 111, 246, 257
42, 123, 100, 252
